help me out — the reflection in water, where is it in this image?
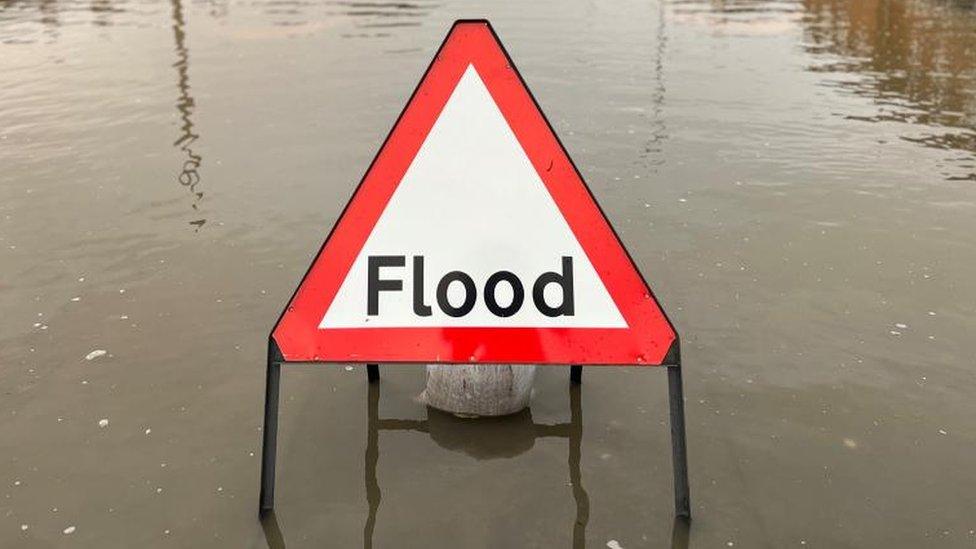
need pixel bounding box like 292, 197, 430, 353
364, 382, 589, 549
170, 0, 206, 229
364, 379, 381, 549
261, 380, 688, 548
670, 515, 690, 549
90, 0, 122, 27
565, 384, 588, 548
38, 0, 60, 42
642, 0, 669, 169
801, 0, 976, 179
332, 0, 436, 34
261, 509, 286, 549
255, 0, 437, 37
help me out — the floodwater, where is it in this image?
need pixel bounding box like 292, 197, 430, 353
2, 0, 975, 546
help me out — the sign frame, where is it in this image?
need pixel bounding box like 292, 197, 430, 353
258, 19, 690, 523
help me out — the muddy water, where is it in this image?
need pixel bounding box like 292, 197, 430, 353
2, 0, 976, 546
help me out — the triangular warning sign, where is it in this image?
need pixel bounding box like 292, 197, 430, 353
272, 20, 677, 366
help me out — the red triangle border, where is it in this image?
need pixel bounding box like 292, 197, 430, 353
271, 20, 677, 366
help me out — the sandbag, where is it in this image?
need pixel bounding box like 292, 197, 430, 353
420, 364, 536, 417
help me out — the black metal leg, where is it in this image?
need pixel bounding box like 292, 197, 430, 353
667, 365, 691, 519
367, 363, 379, 383
259, 342, 282, 516
570, 365, 582, 384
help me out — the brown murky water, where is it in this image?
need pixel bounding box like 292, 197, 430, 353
2, 0, 976, 546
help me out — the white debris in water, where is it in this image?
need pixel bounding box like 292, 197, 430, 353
938, 429, 948, 435
119, 289, 126, 294
85, 349, 107, 361
607, 541, 624, 549
344, 366, 354, 372
727, 542, 735, 547
98, 418, 110, 428
70, 297, 80, 302
144, 428, 151, 435
928, 311, 936, 316
164, 529, 170, 535
843, 438, 857, 449
20, 524, 28, 531
895, 323, 907, 329
889, 330, 901, 336
78, 277, 85, 282
63, 526, 76, 535
156, 487, 163, 493
14, 480, 21, 486
217, 486, 223, 492
678, 198, 688, 203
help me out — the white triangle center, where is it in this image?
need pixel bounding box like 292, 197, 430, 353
320, 65, 626, 328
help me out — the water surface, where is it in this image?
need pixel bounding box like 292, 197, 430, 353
2, 0, 976, 546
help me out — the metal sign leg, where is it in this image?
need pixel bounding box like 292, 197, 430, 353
367, 363, 380, 383
667, 364, 691, 519
260, 341, 282, 516
570, 365, 582, 384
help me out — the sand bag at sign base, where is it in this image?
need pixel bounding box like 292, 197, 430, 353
420, 364, 536, 417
